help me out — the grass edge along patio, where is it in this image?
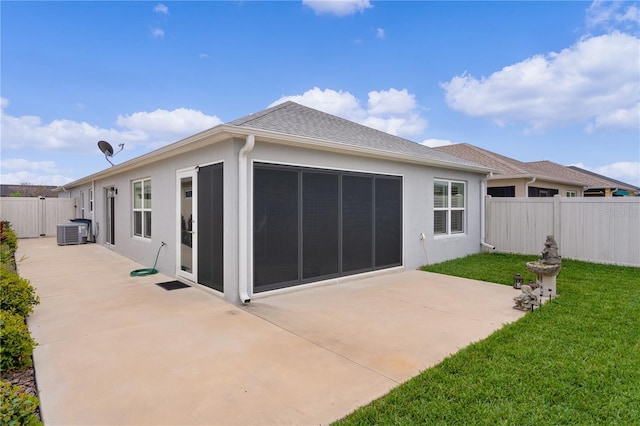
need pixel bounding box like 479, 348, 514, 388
336, 252, 640, 425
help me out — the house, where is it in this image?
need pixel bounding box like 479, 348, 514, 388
434, 143, 637, 197
1, 184, 58, 198
566, 166, 639, 197
57, 102, 493, 304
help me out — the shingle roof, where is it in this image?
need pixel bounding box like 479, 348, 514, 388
433, 143, 531, 175
567, 166, 639, 191
0, 184, 58, 198
229, 101, 488, 170
434, 143, 638, 190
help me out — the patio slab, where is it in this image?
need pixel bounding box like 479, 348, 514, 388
17, 238, 525, 425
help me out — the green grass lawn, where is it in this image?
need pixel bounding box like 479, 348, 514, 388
335, 253, 640, 425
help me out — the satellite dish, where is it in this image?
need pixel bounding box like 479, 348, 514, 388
97, 140, 124, 166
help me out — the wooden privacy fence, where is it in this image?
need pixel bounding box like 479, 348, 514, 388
485, 196, 640, 267
0, 197, 76, 238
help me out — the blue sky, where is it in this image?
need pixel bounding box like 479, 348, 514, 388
2, 0, 639, 187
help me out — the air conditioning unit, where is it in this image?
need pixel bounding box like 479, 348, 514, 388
57, 223, 88, 246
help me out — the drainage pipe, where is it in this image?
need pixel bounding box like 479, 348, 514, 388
480, 173, 496, 251
238, 134, 255, 304
525, 176, 536, 198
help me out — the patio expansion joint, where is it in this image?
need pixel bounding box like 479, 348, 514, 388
240, 307, 402, 386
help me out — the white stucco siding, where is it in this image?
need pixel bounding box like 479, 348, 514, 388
70, 139, 236, 283
248, 141, 485, 272
59, 134, 485, 304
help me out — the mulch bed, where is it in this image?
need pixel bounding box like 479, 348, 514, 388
2, 361, 41, 421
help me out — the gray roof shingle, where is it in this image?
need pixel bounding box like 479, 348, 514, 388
229, 101, 488, 170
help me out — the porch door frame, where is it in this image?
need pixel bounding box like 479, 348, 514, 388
176, 168, 198, 282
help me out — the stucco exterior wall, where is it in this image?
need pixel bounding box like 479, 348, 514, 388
248, 141, 484, 271
488, 177, 584, 197
61, 135, 485, 304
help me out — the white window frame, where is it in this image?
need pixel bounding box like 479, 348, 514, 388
132, 178, 152, 239
566, 190, 577, 197
434, 179, 466, 236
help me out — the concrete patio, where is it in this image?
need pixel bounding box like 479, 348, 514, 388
18, 238, 525, 425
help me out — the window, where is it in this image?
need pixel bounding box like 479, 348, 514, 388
528, 186, 558, 197
80, 191, 85, 218
89, 189, 94, 212
487, 186, 515, 197
133, 179, 151, 238
566, 190, 577, 197
434, 179, 465, 235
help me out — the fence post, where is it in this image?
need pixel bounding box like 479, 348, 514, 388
553, 194, 561, 247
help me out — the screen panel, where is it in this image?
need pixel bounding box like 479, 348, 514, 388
253, 167, 299, 290
342, 175, 374, 273
375, 177, 402, 268
198, 163, 224, 291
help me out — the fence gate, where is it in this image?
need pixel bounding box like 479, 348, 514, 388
0, 197, 76, 238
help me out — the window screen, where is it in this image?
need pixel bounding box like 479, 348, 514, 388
375, 177, 403, 268
254, 167, 299, 290
303, 172, 340, 279
254, 164, 402, 291
198, 163, 224, 292
342, 175, 373, 273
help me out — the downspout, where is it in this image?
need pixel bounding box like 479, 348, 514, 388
238, 134, 255, 304
480, 173, 496, 250
525, 176, 536, 198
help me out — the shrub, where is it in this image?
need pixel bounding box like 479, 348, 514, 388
0, 221, 18, 254
0, 222, 18, 271
0, 380, 41, 426
0, 269, 39, 318
0, 311, 36, 371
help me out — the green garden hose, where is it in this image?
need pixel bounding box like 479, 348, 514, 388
130, 242, 166, 277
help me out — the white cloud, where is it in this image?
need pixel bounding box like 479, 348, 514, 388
269, 87, 427, 138
303, 0, 372, 17
421, 138, 455, 148
150, 27, 164, 39
367, 88, 416, 115
199, 53, 209, 59
1, 101, 222, 153
116, 108, 223, 140
0, 159, 73, 186
571, 161, 640, 187
154, 3, 169, 15
586, 1, 640, 31
442, 32, 640, 133
376, 28, 385, 39
586, 103, 640, 133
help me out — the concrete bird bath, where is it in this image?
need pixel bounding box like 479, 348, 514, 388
525, 235, 562, 298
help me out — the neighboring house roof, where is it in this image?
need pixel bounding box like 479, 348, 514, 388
0, 184, 58, 197
58, 102, 492, 190
567, 166, 640, 192
435, 143, 589, 187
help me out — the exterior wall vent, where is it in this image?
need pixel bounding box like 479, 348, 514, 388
57, 223, 88, 245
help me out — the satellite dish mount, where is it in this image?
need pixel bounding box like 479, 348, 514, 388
98, 140, 124, 166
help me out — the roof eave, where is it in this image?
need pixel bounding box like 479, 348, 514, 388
56, 124, 239, 190
489, 173, 588, 187
228, 125, 494, 174
57, 123, 493, 191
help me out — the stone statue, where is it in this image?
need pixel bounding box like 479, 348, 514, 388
540, 235, 561, 265
513, 284, 541, 311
